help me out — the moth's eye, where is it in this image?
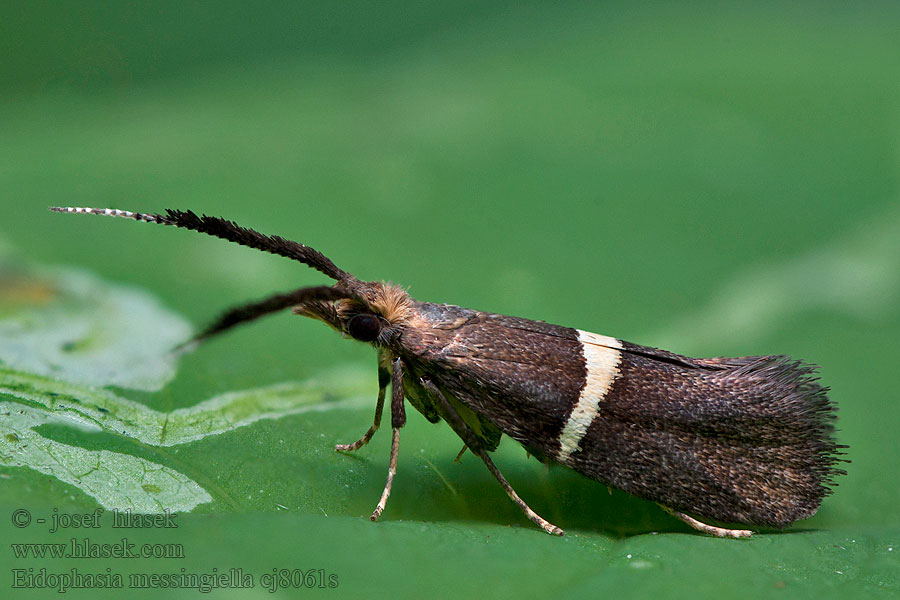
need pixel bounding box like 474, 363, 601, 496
347, 314, 381, 342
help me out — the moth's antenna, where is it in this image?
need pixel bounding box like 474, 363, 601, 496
177, 285, 357, 352
49, 207, 349, 281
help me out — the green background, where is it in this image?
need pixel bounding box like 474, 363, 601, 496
1, 2, 898, 598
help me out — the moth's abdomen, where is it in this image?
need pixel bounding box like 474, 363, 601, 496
564, 340, 845, 527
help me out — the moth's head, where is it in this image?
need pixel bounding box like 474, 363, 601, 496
294, 279, 413, 346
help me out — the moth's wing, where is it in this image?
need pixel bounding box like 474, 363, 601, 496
402, 308, 587, 462
562, 343, 844, 527
400, 304, 844, 527
403, 370, 503, 450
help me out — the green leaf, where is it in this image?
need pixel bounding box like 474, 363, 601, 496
3, 3, 900, 598
0, 252, 373, 512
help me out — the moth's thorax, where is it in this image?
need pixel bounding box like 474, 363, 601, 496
392, 301, 479, 357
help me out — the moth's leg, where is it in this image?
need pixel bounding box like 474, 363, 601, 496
658, 505, 753, 539
420, 378, 565, 536
370, 357, 406, 522
335, 364, 390, 452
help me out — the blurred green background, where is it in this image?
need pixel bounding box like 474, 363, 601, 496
1, 2, 898, 598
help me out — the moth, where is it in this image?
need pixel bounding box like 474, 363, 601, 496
51, 206, 845, 538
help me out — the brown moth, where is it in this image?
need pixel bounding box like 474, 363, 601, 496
50, 206, 846, 538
